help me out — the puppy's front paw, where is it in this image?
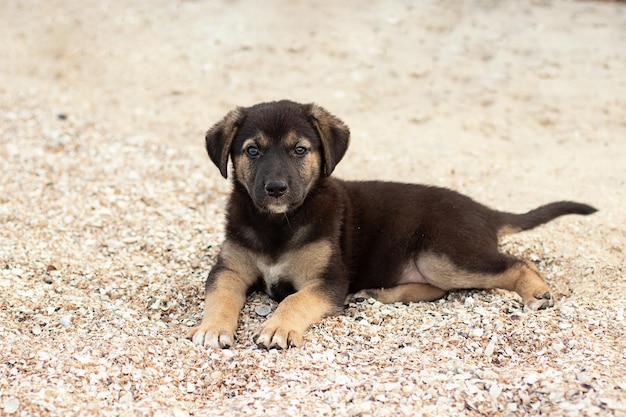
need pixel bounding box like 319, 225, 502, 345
187, 324, 235, 349
253, 317, 303, 349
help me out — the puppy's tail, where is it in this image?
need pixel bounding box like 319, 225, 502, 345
498, 201, 597, 235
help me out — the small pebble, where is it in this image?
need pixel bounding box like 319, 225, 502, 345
59, 316, 73, 326
335, 352, 350, 365
578, 372, 593, 384
255, 305, 271, 316
484, 341, 495, 356
560, 305, 575, 318
470, 328, 484, 337
172, 409, 190, 417
349, 401, 373, 416
524, 373, 539, 384
3, 398, 19, 414
489, 383, 502, 401
119, 392, 134, 404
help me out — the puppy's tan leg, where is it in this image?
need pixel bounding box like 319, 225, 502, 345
505, 260, 554, 310
419, 253, 554, 310
254, 283, 340, 349
358, 283, 447, 304
187, 271, 248, 349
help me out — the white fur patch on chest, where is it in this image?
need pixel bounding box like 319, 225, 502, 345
251, 239, 332, 297
256, 258, 289, 287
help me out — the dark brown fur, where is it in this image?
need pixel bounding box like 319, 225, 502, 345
188, 100, 597, 349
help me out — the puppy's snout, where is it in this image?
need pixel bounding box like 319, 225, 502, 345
265, 180, 288, 197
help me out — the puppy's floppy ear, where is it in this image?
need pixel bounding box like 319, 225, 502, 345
308, 104, 350, 176
205, 108, 246, 178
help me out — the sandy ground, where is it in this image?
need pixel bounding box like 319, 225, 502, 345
1, 0, 625, 415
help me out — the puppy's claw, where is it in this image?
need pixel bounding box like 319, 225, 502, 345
253, 326, 302, 350
525, 291, 554, 311
352, 290, 371, 303
253, 331, 275, 350
190, 329, 206, 346
188, 327, 234, 349
217, 333, 234, 349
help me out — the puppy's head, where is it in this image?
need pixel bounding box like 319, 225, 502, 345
205, 100, 350, 214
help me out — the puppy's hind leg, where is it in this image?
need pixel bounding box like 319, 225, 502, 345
418, 252, 554, 311
505, 259, 554, 310
356, 283, 447, 304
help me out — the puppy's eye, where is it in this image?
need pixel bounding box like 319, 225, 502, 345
294, 146, 308, 156
245, 146, 260, 157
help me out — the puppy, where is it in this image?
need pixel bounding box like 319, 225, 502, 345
188, 100, 597, 349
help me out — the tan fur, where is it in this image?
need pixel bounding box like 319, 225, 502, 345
297, 139, 322, 197
219, 241, 261, 285
255, 133, 271, 148
362, 283, 448, 304
186, 269, 249, 348
256, 240, 333, 290
233, 139, 257, 197
363, 253, 552, 309
220, 239, 333, 292
186, 241, 260, 347
272, 240, 332, 289
498, 225, 522, 238
282, 131, 303, 148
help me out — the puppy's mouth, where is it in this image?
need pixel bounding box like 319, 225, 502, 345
265, 202, 289, 214
254, 193, 305, 215
255, 195, 299, 215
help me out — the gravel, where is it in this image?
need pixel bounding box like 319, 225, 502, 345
1, 88, 625, 417
2, 0, 626, 415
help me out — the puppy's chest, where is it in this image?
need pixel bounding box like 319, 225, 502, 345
250, 239, 333, 301
255, 258, 297, 301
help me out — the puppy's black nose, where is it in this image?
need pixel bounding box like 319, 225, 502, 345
265, 180, 288, 197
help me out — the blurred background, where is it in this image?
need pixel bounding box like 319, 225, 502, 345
1, 0, 625, 200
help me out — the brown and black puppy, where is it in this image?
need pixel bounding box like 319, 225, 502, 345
188, 100, 597, 349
